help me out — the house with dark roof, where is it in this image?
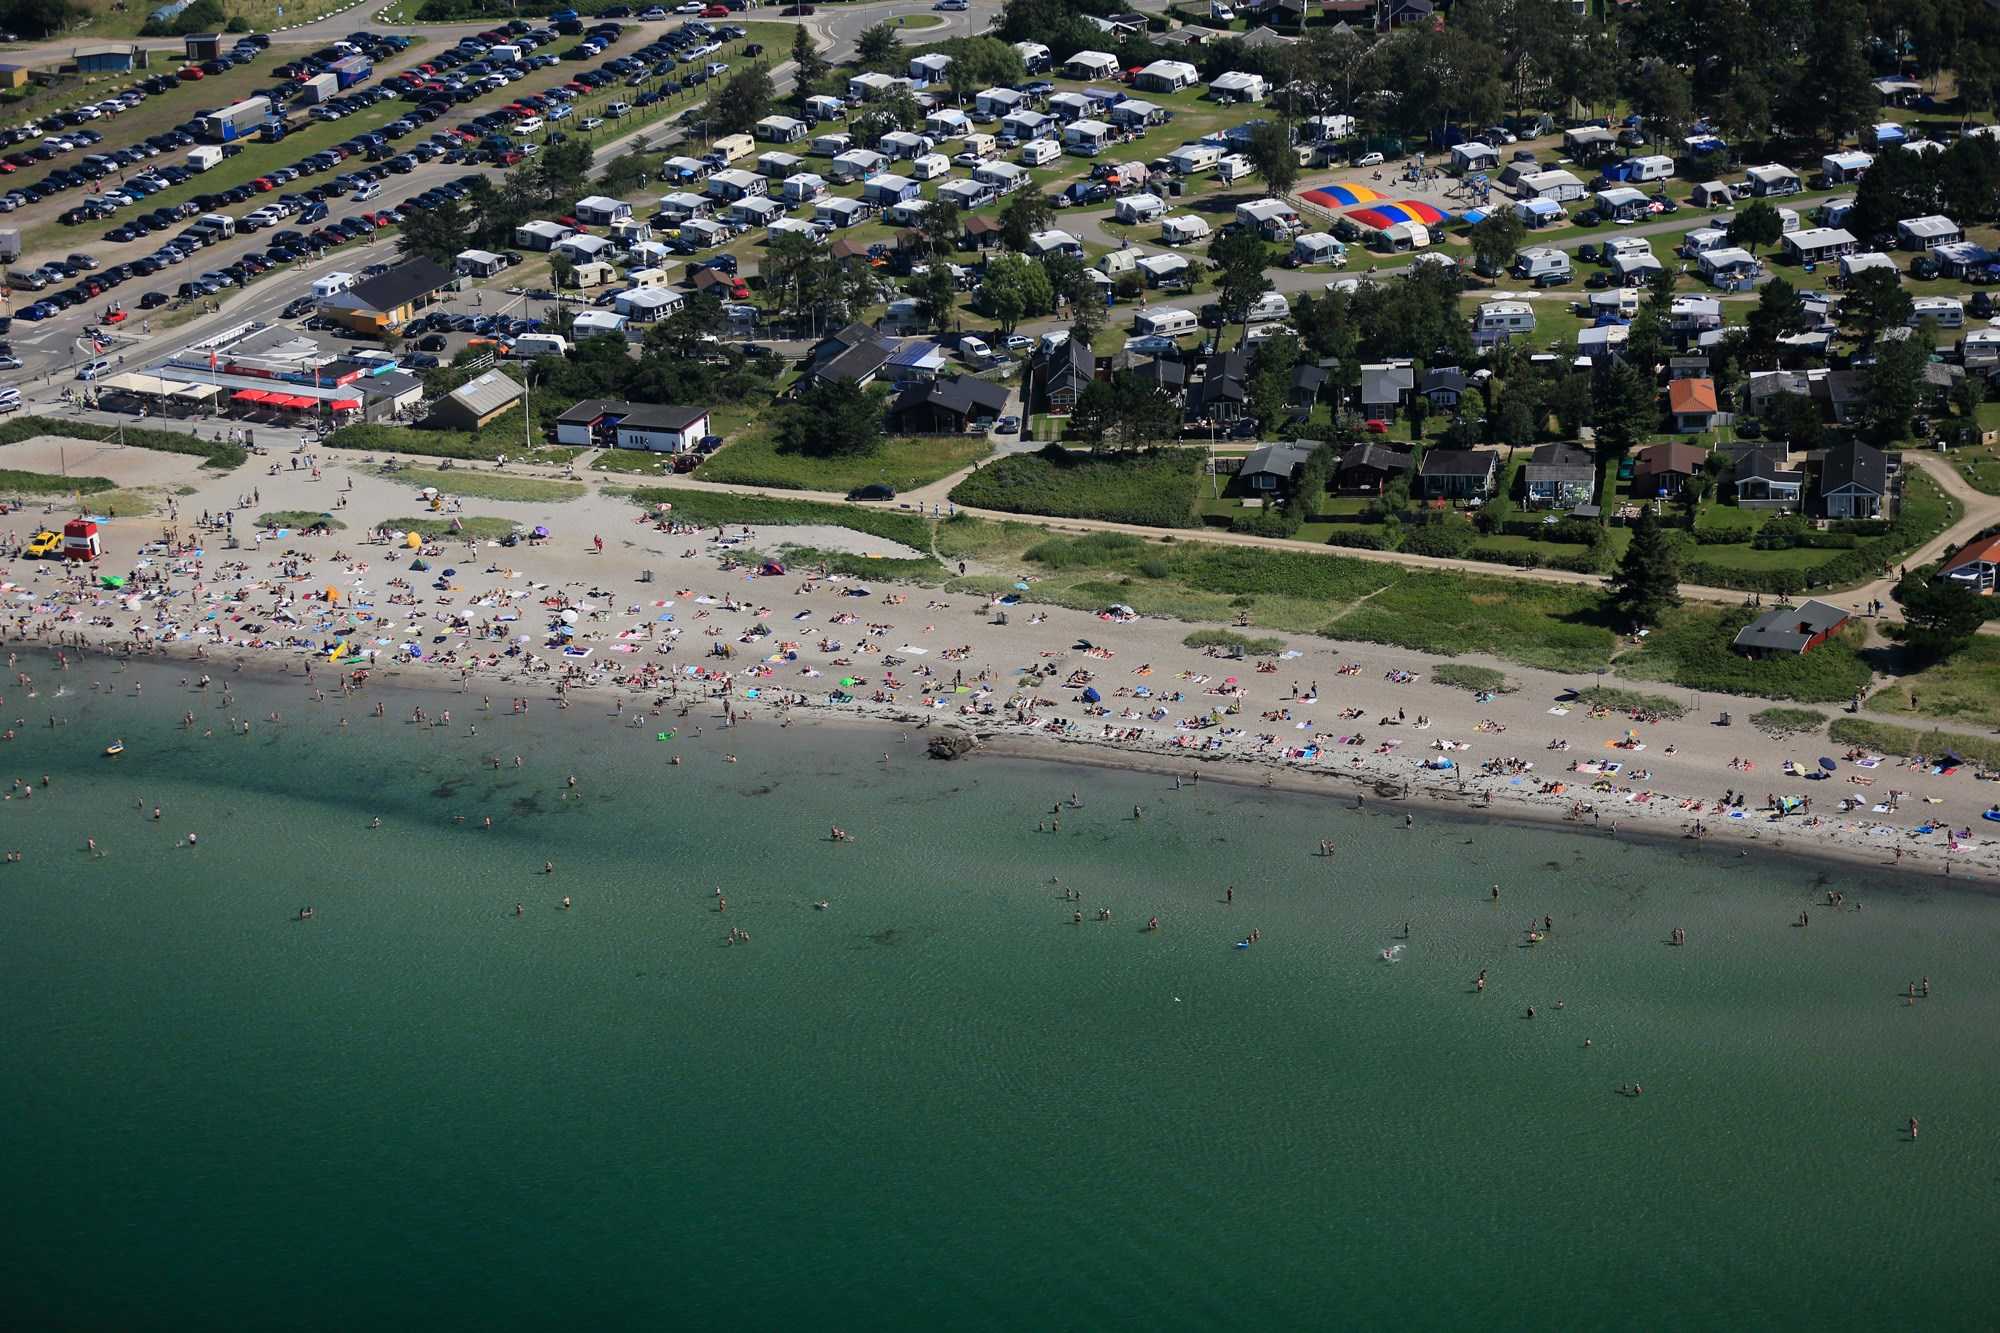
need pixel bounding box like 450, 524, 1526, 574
1035, 337, 1097, 413
1732, 600, 1851, 657
1521, 443, 1596, 508
1128, 356, 1188, 401
1335, 442, 1414, 493
1359, 361, 1415, 419
1290, 363, 1328, 414
1727, 447, 1803, 507
1816, 440, 1888, 519
612, 405, 713, 453
1417, 448, 1499, 500
319, 257, 455, 335
889, 376, 1011, 433
1420, 367, 1468, 410
1236, 441, 1316, 494
799, 324, 900, 391
1632, 442, 1708, 497
1813, 369, 1868, 424
554, 398, 641, 447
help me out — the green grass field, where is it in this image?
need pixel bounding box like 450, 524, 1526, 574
1866, 636, 2000, 729
696, 431, 991, 494
373, 465, 584, 503
57, 0, 358, 39
951, 448, 1207, 528
1616, 607, 1874, 702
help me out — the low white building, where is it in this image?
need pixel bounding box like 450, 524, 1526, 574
613, 286, 685, 322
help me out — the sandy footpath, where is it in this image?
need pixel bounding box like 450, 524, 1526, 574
2, 436, 1996, 886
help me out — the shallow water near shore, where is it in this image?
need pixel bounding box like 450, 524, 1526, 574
2, 656, 1995, 1328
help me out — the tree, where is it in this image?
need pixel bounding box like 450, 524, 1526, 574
909, 265, 957, 337
536, 139, 595, 207
978, 252, 1055, 334
790, 23, 829, 96
1592, 360, 1658, 457
1609, 511, 1683, 627
549, 252, 577, 291
709, 63, 774, 135
4, 0, 78, 38
1247, 334, 1301, 431
1726, 198, 1783, 256
776, 378, 886, 458
1467, 211, 1525, 277
1743, 274, 1806, 360
1244, 120, 1300, 198
1787, 0, 1874, 143
855, 21, 904, 71
1209, 227, 1273, 327
999, 191, 1053, 253
1898, 577, 1987, 662
1863, 330, 1930, 442
940, 36, 1026, 105
1623, 58, 1694, 145
914, 199, 960, 260
1838, 267, 1914, 344
597, 149, 651, 196
397, 195, 467, 265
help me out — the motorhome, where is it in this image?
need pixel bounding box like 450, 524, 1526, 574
1134, 307, 1199, 337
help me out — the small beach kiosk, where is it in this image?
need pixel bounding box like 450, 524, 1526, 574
61, 518, 101, 562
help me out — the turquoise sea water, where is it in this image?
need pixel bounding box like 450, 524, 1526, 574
2, 656, 1996, 1329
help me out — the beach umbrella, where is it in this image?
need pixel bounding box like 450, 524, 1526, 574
560, 609, 579, 626
1818, 757, 1837, 771
443, 568, 457, 577
404, 532, 421, 550
532, 525, 550, 538
1082, 686, 1102, 702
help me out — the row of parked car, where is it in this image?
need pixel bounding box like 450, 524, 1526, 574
18, 171, 483, 324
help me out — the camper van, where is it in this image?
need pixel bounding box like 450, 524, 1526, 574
712, 133, 754, 164
509, 333, 570, 358
1512, 248, 1571, 282
1134, 307, 1199, 338
1245, 292, 1291, 324
1603, 236, 1651, 261
1909, 296, 1964, 330
194, 211, 236, 239
1215, 152, 1254, 183
1018, 138, 1061, 167
958, 334, 995, 365
311, 271, 356, 299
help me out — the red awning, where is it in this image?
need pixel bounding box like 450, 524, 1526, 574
232, 388, 270, 402
330, 398, 361, 411
278, 395, 316, 409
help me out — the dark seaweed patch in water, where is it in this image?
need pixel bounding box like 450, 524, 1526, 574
870, 928, 903, 946
512, 794, 545, 817
432, 779, 465, 799
739, 784, 778, 798
1546, 861, 1565, 871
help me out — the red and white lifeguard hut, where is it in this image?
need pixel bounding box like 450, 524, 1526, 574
61, 518, 101, 562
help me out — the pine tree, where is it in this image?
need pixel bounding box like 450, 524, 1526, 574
1608, 511, 1682, 628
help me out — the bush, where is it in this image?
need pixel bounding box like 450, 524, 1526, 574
0, 416, 244, 470
1326, 527, 1389, 550
1470, 545, 1544, 568
142, 0, 225, 35
329, 422, 510, 461
1184, 628, 1286, 654
1432, 663, 1513, 693
225, 16, 250, 32
1398, 516, 1475, 558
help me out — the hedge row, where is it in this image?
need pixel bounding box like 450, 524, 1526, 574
0, 417, 244, 470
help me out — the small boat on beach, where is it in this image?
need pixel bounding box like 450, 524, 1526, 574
103, 740, 125, 757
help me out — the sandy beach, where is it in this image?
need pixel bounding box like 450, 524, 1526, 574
4, 432, 1997, 885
